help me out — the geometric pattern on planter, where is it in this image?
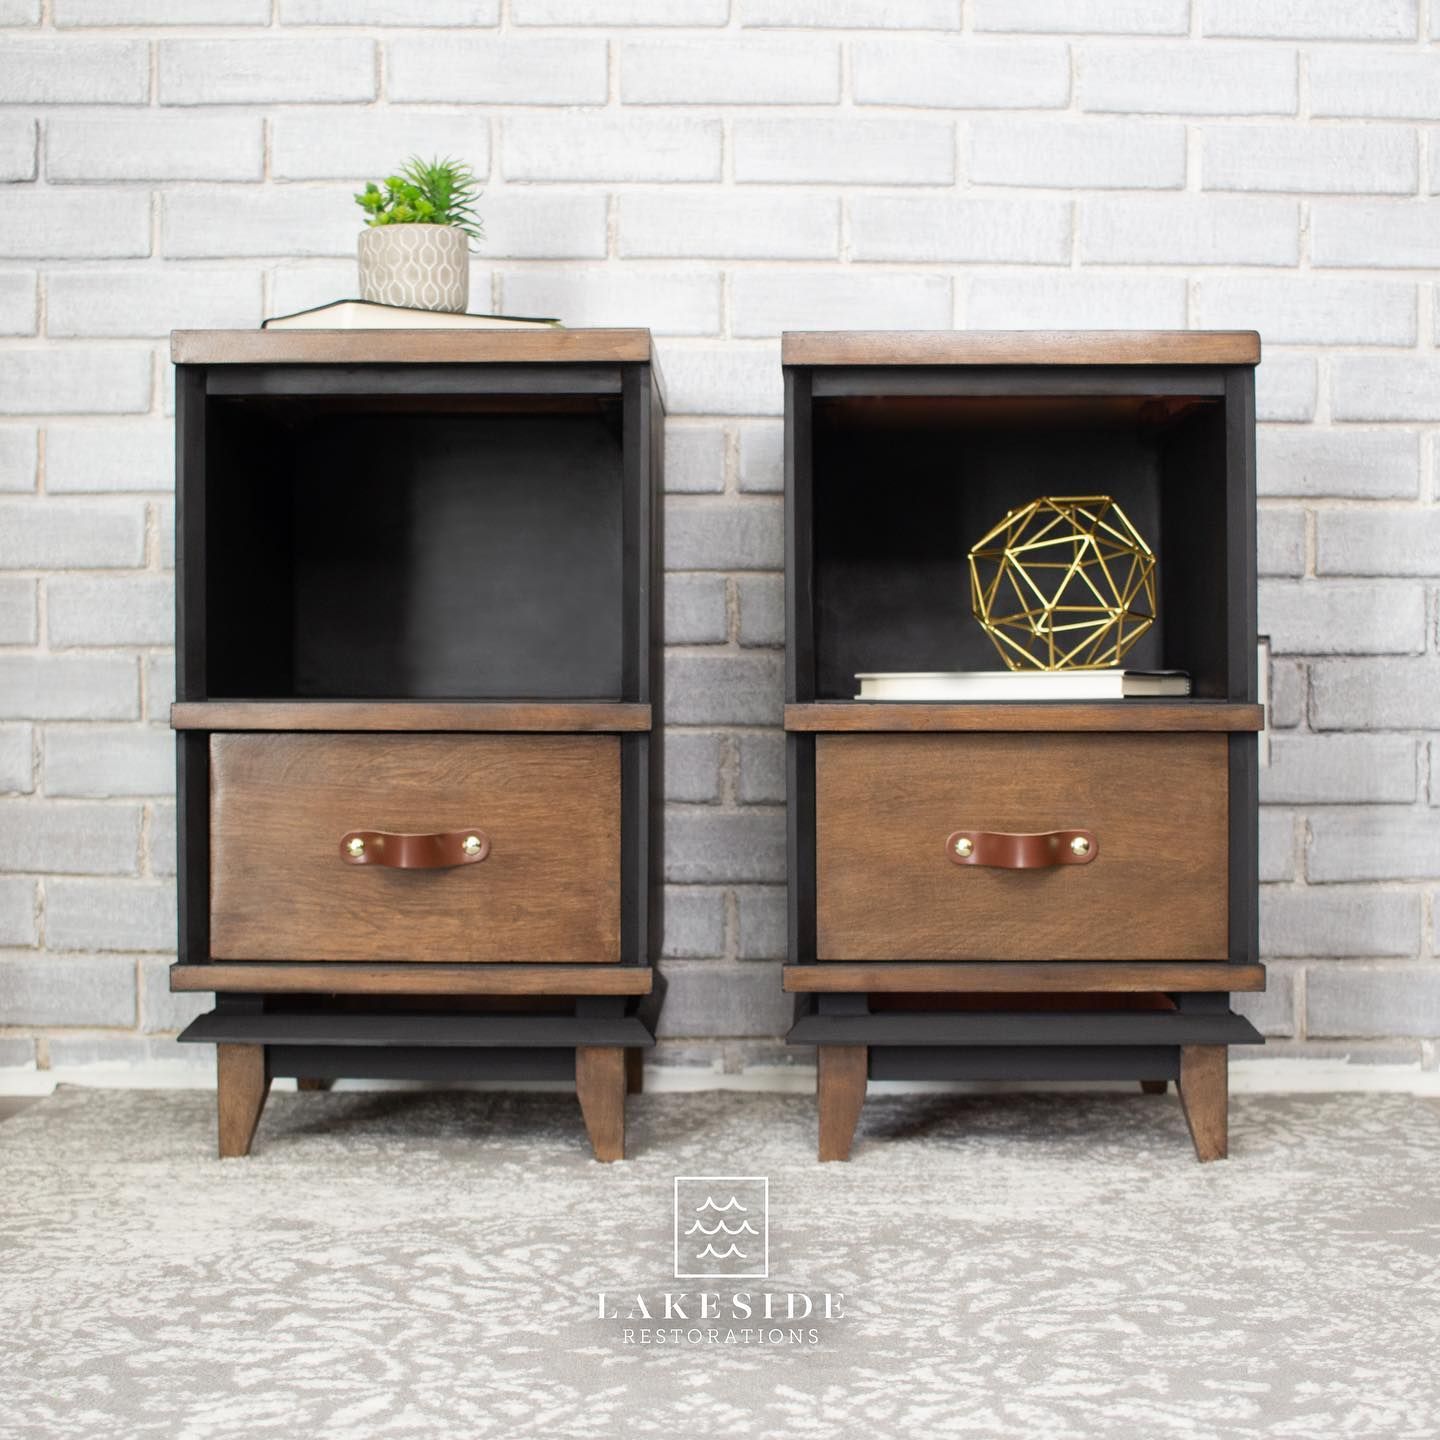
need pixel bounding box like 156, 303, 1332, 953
357, 224, 469, 314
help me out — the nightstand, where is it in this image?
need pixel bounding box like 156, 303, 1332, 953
168, 329, 664, 1161
781, 330, 1266, 1162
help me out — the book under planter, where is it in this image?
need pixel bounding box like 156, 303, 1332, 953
168, 327, 664, 1161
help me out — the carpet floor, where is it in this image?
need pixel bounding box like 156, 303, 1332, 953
2, 1086, 1438, 1440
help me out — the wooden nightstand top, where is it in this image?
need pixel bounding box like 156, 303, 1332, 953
785, 702, 1266, 733
172, 326, 658, 367
781, 329, 1261, 368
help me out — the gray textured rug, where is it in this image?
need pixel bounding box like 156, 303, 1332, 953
2, 1087, 1438, 1440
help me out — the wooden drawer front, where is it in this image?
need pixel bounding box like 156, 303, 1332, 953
210, 733, 621, 962
815, 732, 1228, 962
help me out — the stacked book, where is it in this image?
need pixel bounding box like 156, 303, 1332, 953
854, 670, 1191, 702
262, 299, 560, 330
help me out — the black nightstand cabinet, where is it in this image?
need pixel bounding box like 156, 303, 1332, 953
781, 331, 1266, 1163
169, 329, 665, 1161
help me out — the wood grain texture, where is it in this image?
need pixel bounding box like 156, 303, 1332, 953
815, 732, 1229, 962
782, 330, 1260, 368
173, 328, 654, 367
625, 1047, 644, 1095
786, 703, 1265, 733
173, 701, 652, 733
216, 1043, 269, 1158
171, 963, 653, 996
1178, 1043, 1229, 1162
817, 1044, 868, 1162
782, 962, 1265, 993
209, 733, 621, 963
575, 1045, 626, 1162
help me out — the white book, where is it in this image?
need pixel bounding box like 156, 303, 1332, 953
855, 670, 1192, 702
262, 299, 560, 331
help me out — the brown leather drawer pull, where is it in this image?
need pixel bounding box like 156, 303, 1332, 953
340, 828, 490, 869
946, 829, 1097, 869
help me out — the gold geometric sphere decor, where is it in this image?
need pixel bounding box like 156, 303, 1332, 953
967, 495, 1157, 671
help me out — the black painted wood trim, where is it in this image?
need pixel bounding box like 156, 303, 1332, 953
647, 363, 666, 969
786, 733, 816, 964
1229, 733, 1260, 964
808, 366, 1227, 399
180, 1009, 655, 1049
868, 1045, 1183, 1082
175, 731, 209, 965
789, 1010, 1263, 1047
174, 365, 206, 701
204, 364, 623, 398
267, 1045, 578, 1082
1225, 365, 1259, 704
174, 368, 208, 966
621, 732, 647, 967
784, 366, 814, 704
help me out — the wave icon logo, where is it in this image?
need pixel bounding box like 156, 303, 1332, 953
674, 1177, 769, 1279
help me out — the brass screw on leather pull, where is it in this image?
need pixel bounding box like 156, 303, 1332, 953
346, 836, 365, 858
1070, 836, 1091, 856
462, 834, 483, 857
954, 836, 974, 858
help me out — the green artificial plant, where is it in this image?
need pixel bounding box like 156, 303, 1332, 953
354, 156, 483, 242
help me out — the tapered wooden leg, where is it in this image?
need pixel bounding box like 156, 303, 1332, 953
217, 1044, 270, 1159
817, 1044, 867, 1162
576, 1045, 626, 1162
1177, 1045, 1228, 1162
624, 1047, 644, 1096
1140, 1080, 1169, 1095
296, 1077, 333, 1092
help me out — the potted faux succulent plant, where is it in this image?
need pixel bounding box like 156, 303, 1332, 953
354, 156, 483, 313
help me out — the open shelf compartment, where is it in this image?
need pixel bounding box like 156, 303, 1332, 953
805, 384, 1247, 702
200, 393, 627, 701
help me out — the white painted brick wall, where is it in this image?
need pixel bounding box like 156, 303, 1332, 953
969, 118, 1186, 189
281, 0, 497, 23
506, 113, 723, 181
1310, 200, 1440, 268
974, 0, 1189, 34
0, 271, 37, 336
0, 189, 151, 258
852, 39, 1069, 110
56, 0, 270, 22
1255, 353, 1317, 420
1193, 277, 1417, 346
388, 38, 607, 105
624, 38, 840, 105
1078, 196, 1300, 265
46, 114, 264, 183
1201, 1, 1418, 43
270, 110, 492, 182
0, 40, 148, 104
0, 116, 36, 182
850, 195, 1070, 262
1079, 44, 1297, 116
1308, 51, 1440, 120
1201, 125, 1417, 195
0, 8, 1436, 1068
734, 117, 955, 185
157, 39, 377, 106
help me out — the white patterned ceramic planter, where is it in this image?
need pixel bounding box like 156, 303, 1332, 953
357, 224, 469, 313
